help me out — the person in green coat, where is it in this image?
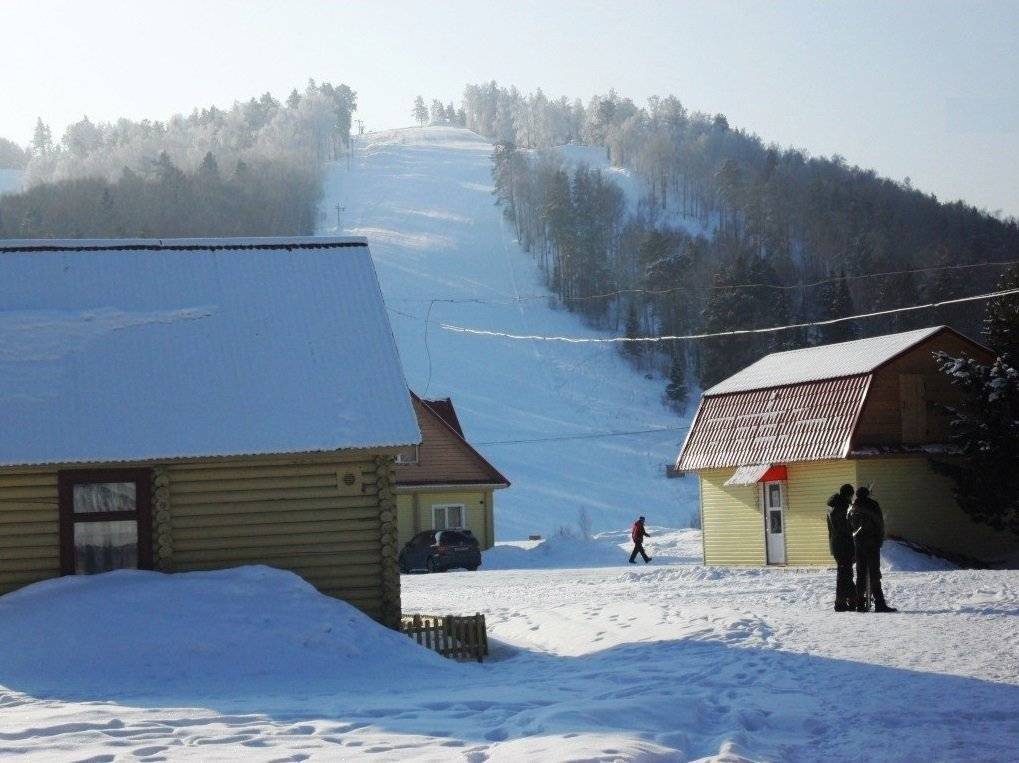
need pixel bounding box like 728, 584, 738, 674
848, 486, 897, 613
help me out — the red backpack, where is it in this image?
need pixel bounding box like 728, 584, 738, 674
631, 522, 642, 542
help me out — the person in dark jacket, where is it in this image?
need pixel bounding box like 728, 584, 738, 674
826, 483, 856, 611
847, 486, 897, 612
629, 516, 651, 563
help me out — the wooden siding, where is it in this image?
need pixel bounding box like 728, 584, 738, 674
395, 396, 506, 487
395, 489, 494, 551
855, 332, 994, 446
166, 456, 386, 618
0, 452, 399, 622
699, 469, 765, 565
784, 460, 858, 566
856, 457, 1017, 563
0, 470, 60, 594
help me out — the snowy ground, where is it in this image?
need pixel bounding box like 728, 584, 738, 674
320, 126, 695, 538
3, 535, 1017, 762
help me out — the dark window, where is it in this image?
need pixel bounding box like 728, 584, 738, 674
59, 469, 153, 575
769, 510, 783, 535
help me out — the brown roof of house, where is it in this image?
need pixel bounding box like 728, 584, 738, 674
676, 326, 993, 471
419, 398, 464, 437
677, 376, 871, 471
394, 393, 509, 488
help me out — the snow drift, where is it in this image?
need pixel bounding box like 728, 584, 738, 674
0, 566, 447, 702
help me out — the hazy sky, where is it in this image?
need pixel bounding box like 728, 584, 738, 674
3, 0, 1018, 216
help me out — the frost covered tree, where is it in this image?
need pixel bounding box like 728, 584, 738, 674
0, 137, 28, 169
430, 99, 446, 124
412, 96, 428, 126
983, 264, 1019, 362
817, 271, 857, 344
31, 118, 52, 157
932, 352, 1019, 535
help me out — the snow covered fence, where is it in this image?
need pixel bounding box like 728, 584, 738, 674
401, 613, 489, 662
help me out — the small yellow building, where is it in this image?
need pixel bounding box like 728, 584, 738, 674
676, 326, 1018, 566
0, 237, 422, 626
394, 393, 509, 551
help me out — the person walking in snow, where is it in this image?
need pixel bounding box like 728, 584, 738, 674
847, 486, 897, 612
629, 516, 652, 564
826, 484, 857, 611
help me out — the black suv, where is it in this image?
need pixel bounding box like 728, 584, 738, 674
398, 529, 481, 573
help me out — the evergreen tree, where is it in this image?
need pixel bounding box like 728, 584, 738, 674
817, 271, 857, 344
983, 264, 1019, 362
286, 88, 302, 109
412, 96, 428, 126
665, 352, 688, 408
932, 352, 1019, 535
624, 302, 642, 362
31, 118, 52, 157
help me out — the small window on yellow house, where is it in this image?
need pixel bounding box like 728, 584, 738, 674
432, 504, 465, 530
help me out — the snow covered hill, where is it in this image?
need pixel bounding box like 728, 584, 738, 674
319, 127, 695, 538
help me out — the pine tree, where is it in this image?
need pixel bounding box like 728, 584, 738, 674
286, 88, 302, 109
412, 96, 428, 126
983, 264, 1019, 363
31, 118, 52, 157
932, 352, 1019, 535
624, 302, 642, 362
818, 271, 857, 344
665, 352, 688, 408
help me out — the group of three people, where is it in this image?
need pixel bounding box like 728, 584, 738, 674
826, 484, 897, 612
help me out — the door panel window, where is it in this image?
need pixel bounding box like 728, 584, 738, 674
769, 510, 783, 534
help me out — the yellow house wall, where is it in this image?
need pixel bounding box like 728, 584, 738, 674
0, 470, 60, 593
699, 469, 765, 565
855, 457, 1017, 563
784, 460, 858, 566
0, 451, 401, 623
395, 489, 495, 550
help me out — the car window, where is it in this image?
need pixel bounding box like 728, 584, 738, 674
442, 531, 471, 545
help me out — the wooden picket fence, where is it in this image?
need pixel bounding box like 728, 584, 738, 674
400, 613, 489, 662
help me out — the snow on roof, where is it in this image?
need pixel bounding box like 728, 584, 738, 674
704, 326, 947, 396
0, 237, 421, 466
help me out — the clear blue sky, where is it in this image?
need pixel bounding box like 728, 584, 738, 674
3, 0, 1017, 216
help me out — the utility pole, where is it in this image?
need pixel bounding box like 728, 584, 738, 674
355, 119, 365, 135
335, 204, 346, 231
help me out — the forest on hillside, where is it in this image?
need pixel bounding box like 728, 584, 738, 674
0, 80, 355, 238
455, 82, 1019, 395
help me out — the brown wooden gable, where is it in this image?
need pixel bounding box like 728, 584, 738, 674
394, 393, 509, 488
851, 328, 994, 449
678, 326, 993, 471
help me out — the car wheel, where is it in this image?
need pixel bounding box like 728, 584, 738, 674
467, 565, 479, 571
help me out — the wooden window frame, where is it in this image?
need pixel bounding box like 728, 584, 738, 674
58, 468, 154, 575
431, 502, 467, 531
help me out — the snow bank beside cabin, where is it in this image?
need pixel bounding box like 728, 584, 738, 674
0, 566, 446, 702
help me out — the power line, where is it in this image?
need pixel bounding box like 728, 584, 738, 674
389, 257, 1019, 306
476, 425, 689, 446
440, 286, 1019, 344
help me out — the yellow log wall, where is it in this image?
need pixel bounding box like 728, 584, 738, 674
0, 452, 401, 623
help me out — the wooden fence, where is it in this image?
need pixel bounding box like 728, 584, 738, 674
401, 613, 488, 662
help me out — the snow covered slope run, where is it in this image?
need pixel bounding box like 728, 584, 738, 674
319, 127, 695, 538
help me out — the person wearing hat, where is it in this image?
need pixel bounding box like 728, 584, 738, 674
847, 486, 897, 612
826, 483, 857, 611
629, 516, 652, 564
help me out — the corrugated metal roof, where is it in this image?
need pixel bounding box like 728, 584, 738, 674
704, 326, 945, 396
676, 376, 870, 471
0, 237, 421, 467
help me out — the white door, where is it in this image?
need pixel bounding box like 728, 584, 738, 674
762, 480, 786, 564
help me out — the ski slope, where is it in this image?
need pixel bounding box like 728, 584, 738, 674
320, 127, 695, 538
